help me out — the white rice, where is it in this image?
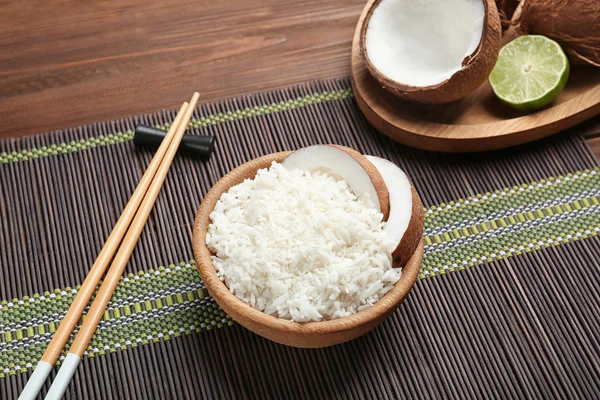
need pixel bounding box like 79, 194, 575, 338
206, 162, 400, 322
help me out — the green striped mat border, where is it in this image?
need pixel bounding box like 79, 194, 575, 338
2, 167, 599, 377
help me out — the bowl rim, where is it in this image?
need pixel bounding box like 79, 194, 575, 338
192, 151, 423, 336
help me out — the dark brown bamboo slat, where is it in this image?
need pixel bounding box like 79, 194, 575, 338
1, 79, 600, 399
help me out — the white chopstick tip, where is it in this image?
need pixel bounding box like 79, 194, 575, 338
18, 361, 53, 400
44, 354, 81, 400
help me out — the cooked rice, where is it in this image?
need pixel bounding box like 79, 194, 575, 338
206, 162, 400, 322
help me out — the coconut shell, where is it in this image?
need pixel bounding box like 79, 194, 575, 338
360, 0, 502, 104
391, 184, 424, 268
326, 144, 391, 222
519, 0, 600, 67
495, 0, 519, 30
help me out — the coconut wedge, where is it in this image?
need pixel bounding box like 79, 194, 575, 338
282, 145, 390, 221
365, 156, 423, 268
361, 0, 502, 103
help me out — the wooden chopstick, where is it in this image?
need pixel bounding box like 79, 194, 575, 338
42, 92, 200, 399
18, 93, 199, 400
18, 101, 189, 400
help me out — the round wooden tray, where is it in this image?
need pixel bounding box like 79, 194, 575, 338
351, 0, 600, 153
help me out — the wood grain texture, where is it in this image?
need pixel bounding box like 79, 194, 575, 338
192, 151, 424, 348
352, 0, 600, 152
1, 0, 599, 157
0, 0, 363, 138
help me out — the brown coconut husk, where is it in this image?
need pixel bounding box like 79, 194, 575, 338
495, 0, 520, 30
518, 0, 600, 67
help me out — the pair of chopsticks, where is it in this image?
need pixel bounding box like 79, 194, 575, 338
18, 93, 200, 400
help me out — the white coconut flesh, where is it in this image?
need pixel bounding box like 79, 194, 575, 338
365, 156, 412, 249
365, 0, 485, 87
281, 145, 383, 213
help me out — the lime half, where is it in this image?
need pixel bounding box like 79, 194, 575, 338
489, 35, 569, 112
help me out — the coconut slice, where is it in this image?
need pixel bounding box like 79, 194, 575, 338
282, 145, 390, 221
361, 0, 502, 103
365, 155, 424, 268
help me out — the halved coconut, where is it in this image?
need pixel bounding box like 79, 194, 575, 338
361, 0, 502, 103
365, 156, 424, 267
282, 145, 390, 221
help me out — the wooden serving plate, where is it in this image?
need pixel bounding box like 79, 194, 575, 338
193, 152, 424, 348
351, 0, 600, 152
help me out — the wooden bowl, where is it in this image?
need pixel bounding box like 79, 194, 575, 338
192, 152, 424, 348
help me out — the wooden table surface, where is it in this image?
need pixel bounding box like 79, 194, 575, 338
1, 0, 599, 153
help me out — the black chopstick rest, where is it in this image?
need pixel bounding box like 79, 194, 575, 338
134, 125, 215, 160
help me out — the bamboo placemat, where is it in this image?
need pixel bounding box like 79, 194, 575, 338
1, 78, 600, 399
